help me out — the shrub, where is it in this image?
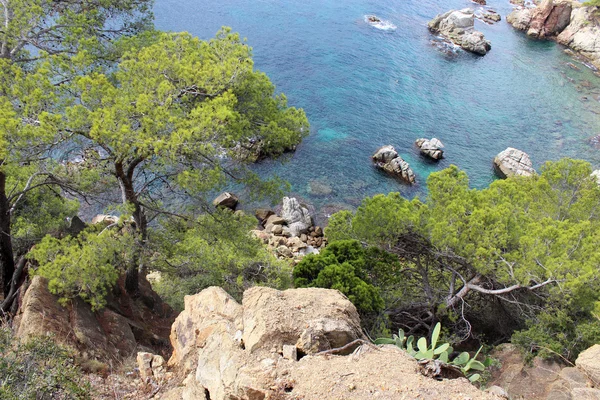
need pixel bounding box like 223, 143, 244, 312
293, 240, 400, 314
0, 325, 91, 399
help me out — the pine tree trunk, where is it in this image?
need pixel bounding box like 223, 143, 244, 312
116, 160, 147, 297
0, 170, 15, 297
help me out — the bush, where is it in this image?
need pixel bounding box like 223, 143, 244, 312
0, 325, 90, 399
29, 228, 133, 310
293, 240, 402, 314
150, 210, 292, 310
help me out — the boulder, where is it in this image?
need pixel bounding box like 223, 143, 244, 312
428, 9, 492, 55
416, 137, 445, 160
488, 344, 565, 399
254, 208, 274, 224
67, 216, 87, 235
276, 245, 293, 258
486, 343, 600, 400
526, 0, 573, 39
265, 214, 286, 226
271, 224, 283, 235
281, 197, 312, 237
576, 344, 600, 385
493, 147, 536, 178
372, 145, 399, 163
383, 156, 416, 183
242, 287, 365, 355
250, 229, 270, 244
168, 286, 243, 374
372, 145, 416, 184
212, 192, 239, 210
286, 236, 307, 252
507, 7, 533, 31
137, 352, 154, 380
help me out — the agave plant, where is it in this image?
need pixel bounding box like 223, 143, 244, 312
374, 322, 450, 360
450, 345, 487, 382
373, 322, 488, 383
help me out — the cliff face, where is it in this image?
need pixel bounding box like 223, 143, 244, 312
557, 6, 600, 64
13, 275, 175, 363
508, 0, 600, 68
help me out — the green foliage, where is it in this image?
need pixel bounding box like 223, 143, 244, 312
0, 0, 153, 63
374, 322, 487, 382
64, 29, 309, 203
150, 210, 292, 310
0, 325, 90, 399
293, 240, 401, 313
327, 159, 600, 361
29, 227, 134, 310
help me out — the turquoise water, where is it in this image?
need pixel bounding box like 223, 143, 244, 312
154, 0, 600, 215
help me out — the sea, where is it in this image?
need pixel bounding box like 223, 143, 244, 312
154, 0, 600, 218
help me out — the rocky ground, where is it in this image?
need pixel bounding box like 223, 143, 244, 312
157, 286, 501, 400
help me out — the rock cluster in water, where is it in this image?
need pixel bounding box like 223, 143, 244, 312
372, 145, 416, 184
428, 9, 492, 55
508, 0, 600, 69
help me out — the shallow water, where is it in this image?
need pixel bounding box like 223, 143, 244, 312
154, 0, 600, 214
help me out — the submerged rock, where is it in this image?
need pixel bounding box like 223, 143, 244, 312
428, 9, 492, 55
372, 145, 416, 184
482, 11, 501, 23
493, 147, 536, 178
416, 138, 444, 160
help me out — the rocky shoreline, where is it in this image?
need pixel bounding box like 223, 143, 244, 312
508, 0, 600, 69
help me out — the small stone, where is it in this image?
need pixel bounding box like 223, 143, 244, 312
485, 386, 509, 399
314, 226, 323, 237
152, 354, 165, 368
276, 245, 293, 258
266, 215, 286, 226
136, 352, 153, 380
272, 225, 283, 235
255, 208, 274, 223
300, 234, 308, 242
283, 345, 297, 361
261, 358, 276, 368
